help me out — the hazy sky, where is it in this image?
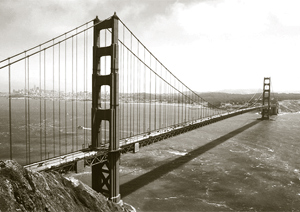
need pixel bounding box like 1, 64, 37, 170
1, 0, 300, 93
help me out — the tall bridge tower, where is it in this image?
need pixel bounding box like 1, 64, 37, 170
91, 13, 121, 203
262, 77, 271, 119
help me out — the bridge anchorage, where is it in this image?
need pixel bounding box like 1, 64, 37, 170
0, 11, 278, 205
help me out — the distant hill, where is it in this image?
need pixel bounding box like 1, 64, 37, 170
120, 91, 300, 107
216, 89, 300, 94
196, 92, 300, 106
217, 89, 262, 94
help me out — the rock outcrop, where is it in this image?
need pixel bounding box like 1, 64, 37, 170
0, 160, 123, 212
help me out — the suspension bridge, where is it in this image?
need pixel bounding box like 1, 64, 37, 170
0, 13, 277, 204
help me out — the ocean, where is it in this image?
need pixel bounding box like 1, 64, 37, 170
0, 97, 91, 164
71, 111, 300, 211
1, 96, 300, 211
0, 96, 220, 165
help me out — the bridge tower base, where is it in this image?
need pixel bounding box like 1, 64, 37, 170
91, 13, 121, 204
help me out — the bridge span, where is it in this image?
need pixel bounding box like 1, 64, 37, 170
25, 106, 261, 172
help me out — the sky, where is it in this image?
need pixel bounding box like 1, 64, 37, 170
0, 0, 300, 93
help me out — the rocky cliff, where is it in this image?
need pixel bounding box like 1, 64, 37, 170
0, 160, 124, 212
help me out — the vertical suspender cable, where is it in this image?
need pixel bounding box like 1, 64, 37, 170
44, 49, 47, 158
129, 34, 134, 137
165, 71, 168, 128
187, 89, 189, 122
132, 42, 136, 136
170, 73, 172, 126
122, 25, 125, 139
84, 25, 88, 147
159, 65, 162, 130
182, 84, 185, 123
121, 26, 124, 139
169, 73, 171, 126
180, 82, 182, 124
175, 79, 177, 125
118, 38, 121, 140
149, 55, 151, 133
131, 39, 134, 136
174, 77, 176, 125
172, 74, 174, 126
24, 51, 28, 164
143, 48, 146, 134
8, 60, 12, 160
27, 56, 31, 163
53, 40, 55, 157
202, 98, 204, 119
71, 36, 74, 151
182, 83, 184, 124
167, 70, 169, 128
199, 97, 201, 119
104, 30, 107, 144
64, 34, 67, 154
179, 82, 181, 124
164, 69, 167, 128
86, 27, 89, 146
39, 46, 42, 160
58, 42, 61, 155
137, 42, 140, 135
176, 80, 179, 125
154, 60, 157, 131
177, 80, 179, 125
127, 46, 129, 138
83, 28, 86, 147
134, 40, 137, 136
76, 29, 78, 150
196, 97, 203, 119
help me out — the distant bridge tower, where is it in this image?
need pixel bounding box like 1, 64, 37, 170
261, 77, 271, 119
91, 13, 121, 204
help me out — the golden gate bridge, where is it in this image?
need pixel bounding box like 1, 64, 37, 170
0, 13, 276, 204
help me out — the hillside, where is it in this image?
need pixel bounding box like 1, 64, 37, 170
119, 92, 300, 107
279, 100, 300, 113
0, 160, 126, 212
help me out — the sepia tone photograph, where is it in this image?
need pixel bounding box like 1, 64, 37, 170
0, 0, 300, 211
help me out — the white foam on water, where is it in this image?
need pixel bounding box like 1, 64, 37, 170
201, 199, 233, 210
167, 150, 187, 156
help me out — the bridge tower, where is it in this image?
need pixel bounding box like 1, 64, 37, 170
91, 13, 121, 203
261, 77, 271, 119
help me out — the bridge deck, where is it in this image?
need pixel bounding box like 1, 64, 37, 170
25, 107, 260, 172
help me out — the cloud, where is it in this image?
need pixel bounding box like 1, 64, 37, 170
172, 0, 270, 38
1, 0, 300, 92
267, 0, 300, 27
134, 0, 300, 92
